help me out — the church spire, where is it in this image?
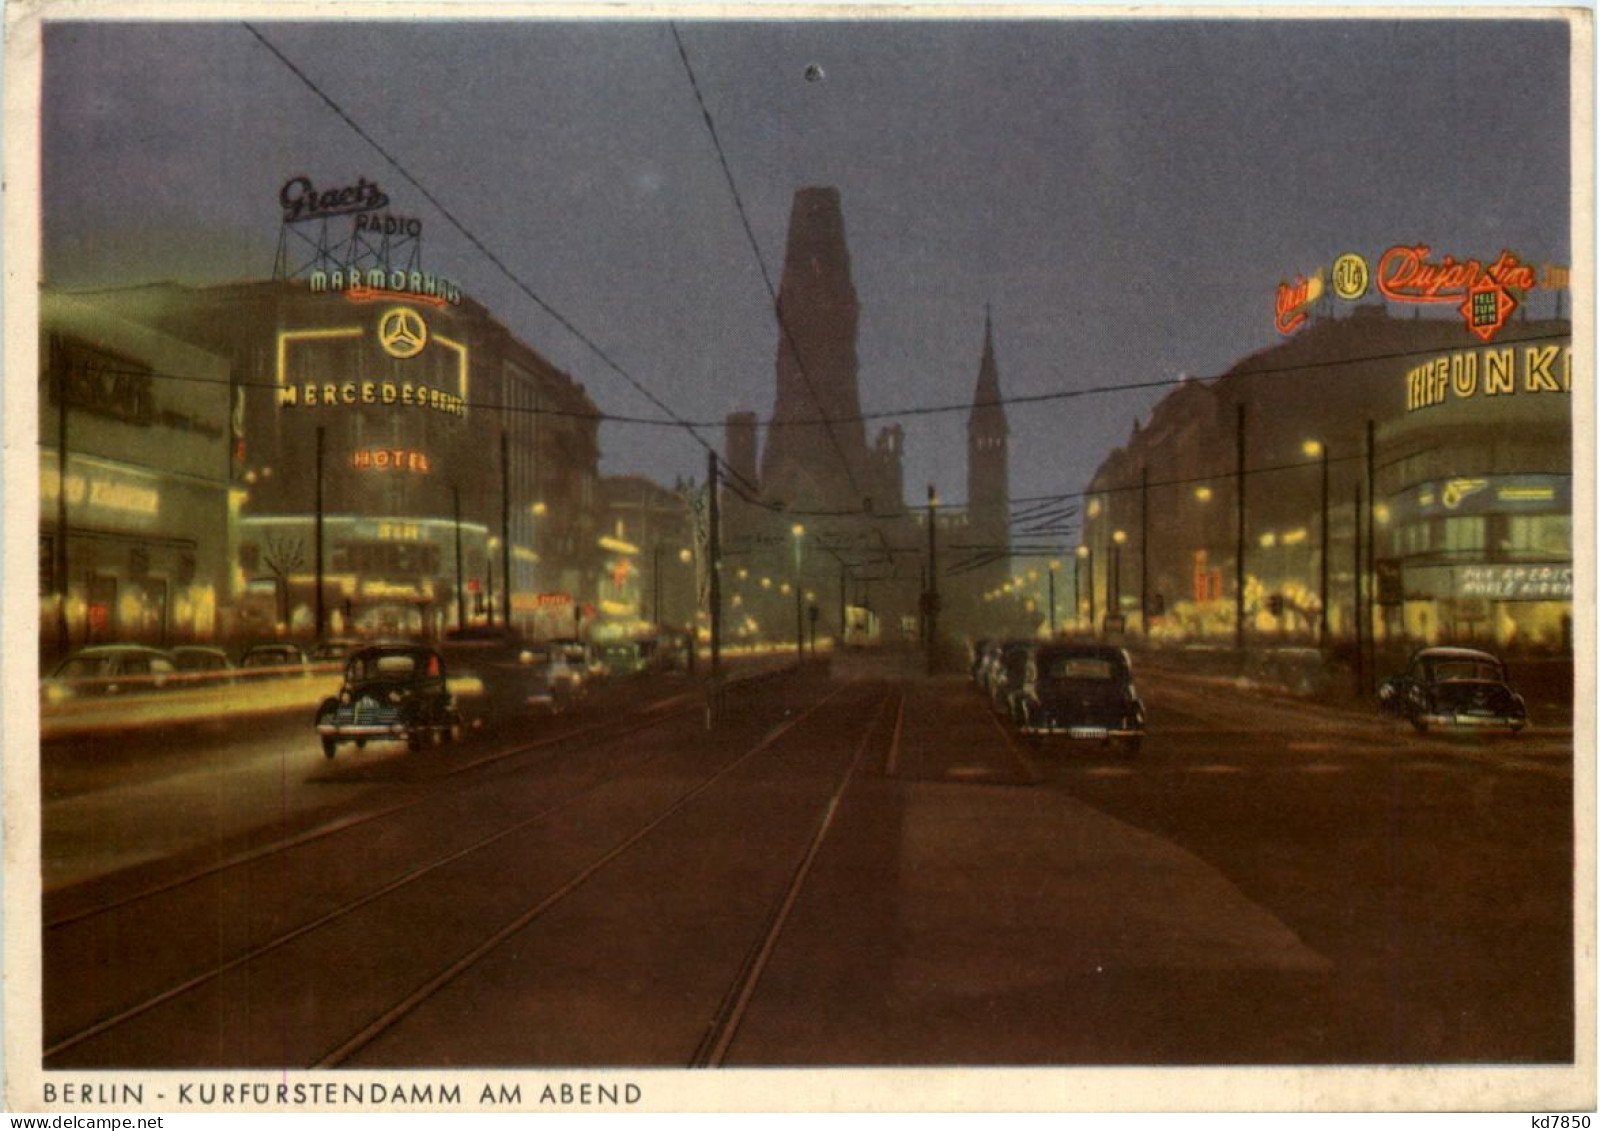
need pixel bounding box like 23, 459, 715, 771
969, 306, 1008, 440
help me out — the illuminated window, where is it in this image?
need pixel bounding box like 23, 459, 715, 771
1502, 515, 1570, 557
1442, 516, 1486, 554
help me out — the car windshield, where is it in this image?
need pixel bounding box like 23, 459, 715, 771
1043, 656, 1119, 681
349, 652, 437, 680
245, 650, 293, 665
1426, 658, 1503, 682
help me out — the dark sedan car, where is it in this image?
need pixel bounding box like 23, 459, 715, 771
1011, 644, 1146, 753
314, 644, 462, 757
1378, 646, 1528, 734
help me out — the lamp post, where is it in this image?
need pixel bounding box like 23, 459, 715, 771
1076, 545, 1093, 634
1112, 529, 1128, 629
792, 523, 805, 665
1304, 439, 1330, 645
1048, 559, 1060, 637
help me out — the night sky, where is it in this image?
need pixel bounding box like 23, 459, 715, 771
39, 16, 1573, 513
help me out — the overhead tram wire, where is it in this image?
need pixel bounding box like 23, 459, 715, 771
669, 22, 868, 511
241, 23, 760, 498
107, 325, 1570, 443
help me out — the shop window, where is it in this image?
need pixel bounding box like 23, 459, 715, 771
1393, 522, 1431, 557
1501, 514, 1571, 557
1442, 516, 1486, 554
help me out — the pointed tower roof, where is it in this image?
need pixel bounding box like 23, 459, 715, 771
968, 306, 1008, 439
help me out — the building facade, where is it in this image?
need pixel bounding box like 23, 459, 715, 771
1074, 305, 1572, 653
40, 278, 609, 652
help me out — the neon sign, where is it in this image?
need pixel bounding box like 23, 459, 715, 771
1377, 246, 1537, 342
1275, 269, 1324, 334
353, 449, 432, 473
310, 267, 462, 307
280, 176, 389, 223
1404, 344, 1570, 412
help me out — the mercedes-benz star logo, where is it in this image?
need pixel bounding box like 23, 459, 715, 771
377, 307, 427, 359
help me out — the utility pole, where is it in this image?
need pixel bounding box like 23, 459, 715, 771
1354, 482, 1364, 696
453, 485, 465, 631
1234, 404, 1247, 652
708, 450, 721, 679
1365, 419, 1377, 693
315, 425, 326, 638
653, 542, 663, 631
1047, 565, 1057, 636
1319, 442, 1330, 645
1140, 464, 1150, 639
792, 524, 805, 667
838, 560, 847, 648
926, 483, 940, 675
501, 430, 512, 629
54, 365, 70, 655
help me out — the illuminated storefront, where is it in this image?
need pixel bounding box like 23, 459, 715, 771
38, 293, 234, 659
1078, 305, 1573, 652
45, 278, 605, 646
1377, 337, 1573, 649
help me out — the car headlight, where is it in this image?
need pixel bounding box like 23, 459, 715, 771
340, 690, 352, 705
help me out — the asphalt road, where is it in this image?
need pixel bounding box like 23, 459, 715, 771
38, 652, 1574, 1067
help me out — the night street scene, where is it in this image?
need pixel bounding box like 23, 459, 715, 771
9, 8, 1587, 1113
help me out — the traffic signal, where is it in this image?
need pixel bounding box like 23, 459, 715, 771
1267, 593, 1284, 617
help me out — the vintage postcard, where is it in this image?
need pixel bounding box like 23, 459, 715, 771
3, 1, 1593, 1115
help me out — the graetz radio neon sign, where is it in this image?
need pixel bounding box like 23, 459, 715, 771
1377, 246, 1538, 342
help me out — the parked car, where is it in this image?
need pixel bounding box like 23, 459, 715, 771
314, 644, 462, 757
968, 638, 994, 683
309, 639, 364, 665
42, 644, 178, 700
239, 643, 310, 672
1377, 646, 1528, 734
601, 641, 644, 677
169, 645, 236, 686
988, 641, 1034, 714
1011, 644, 1146, 754
1246, 646, 1335, 697
516, 646, 586, 714
551, 639, 608, 686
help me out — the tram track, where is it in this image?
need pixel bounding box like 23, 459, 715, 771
43, 670, 857, 1067
692, 687, 899, 1067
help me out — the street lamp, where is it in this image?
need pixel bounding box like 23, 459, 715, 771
1304, 439, 1329, 644
1076, 545, 1093, 634
1112, 529, 1128, 622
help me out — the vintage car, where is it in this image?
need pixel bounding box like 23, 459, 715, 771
169, 645, 236, 686
314, 644, 462, 757
239, 643, 310, 672
987, 640, 1034, 714
42, 644, 179, 701
1377, 646, 1528, 734
1010, 644, 1146, 753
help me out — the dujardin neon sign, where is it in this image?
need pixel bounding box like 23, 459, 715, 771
1377, 245, 1537, 342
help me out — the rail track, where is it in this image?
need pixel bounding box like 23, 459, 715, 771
44, 668, 900, 1068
